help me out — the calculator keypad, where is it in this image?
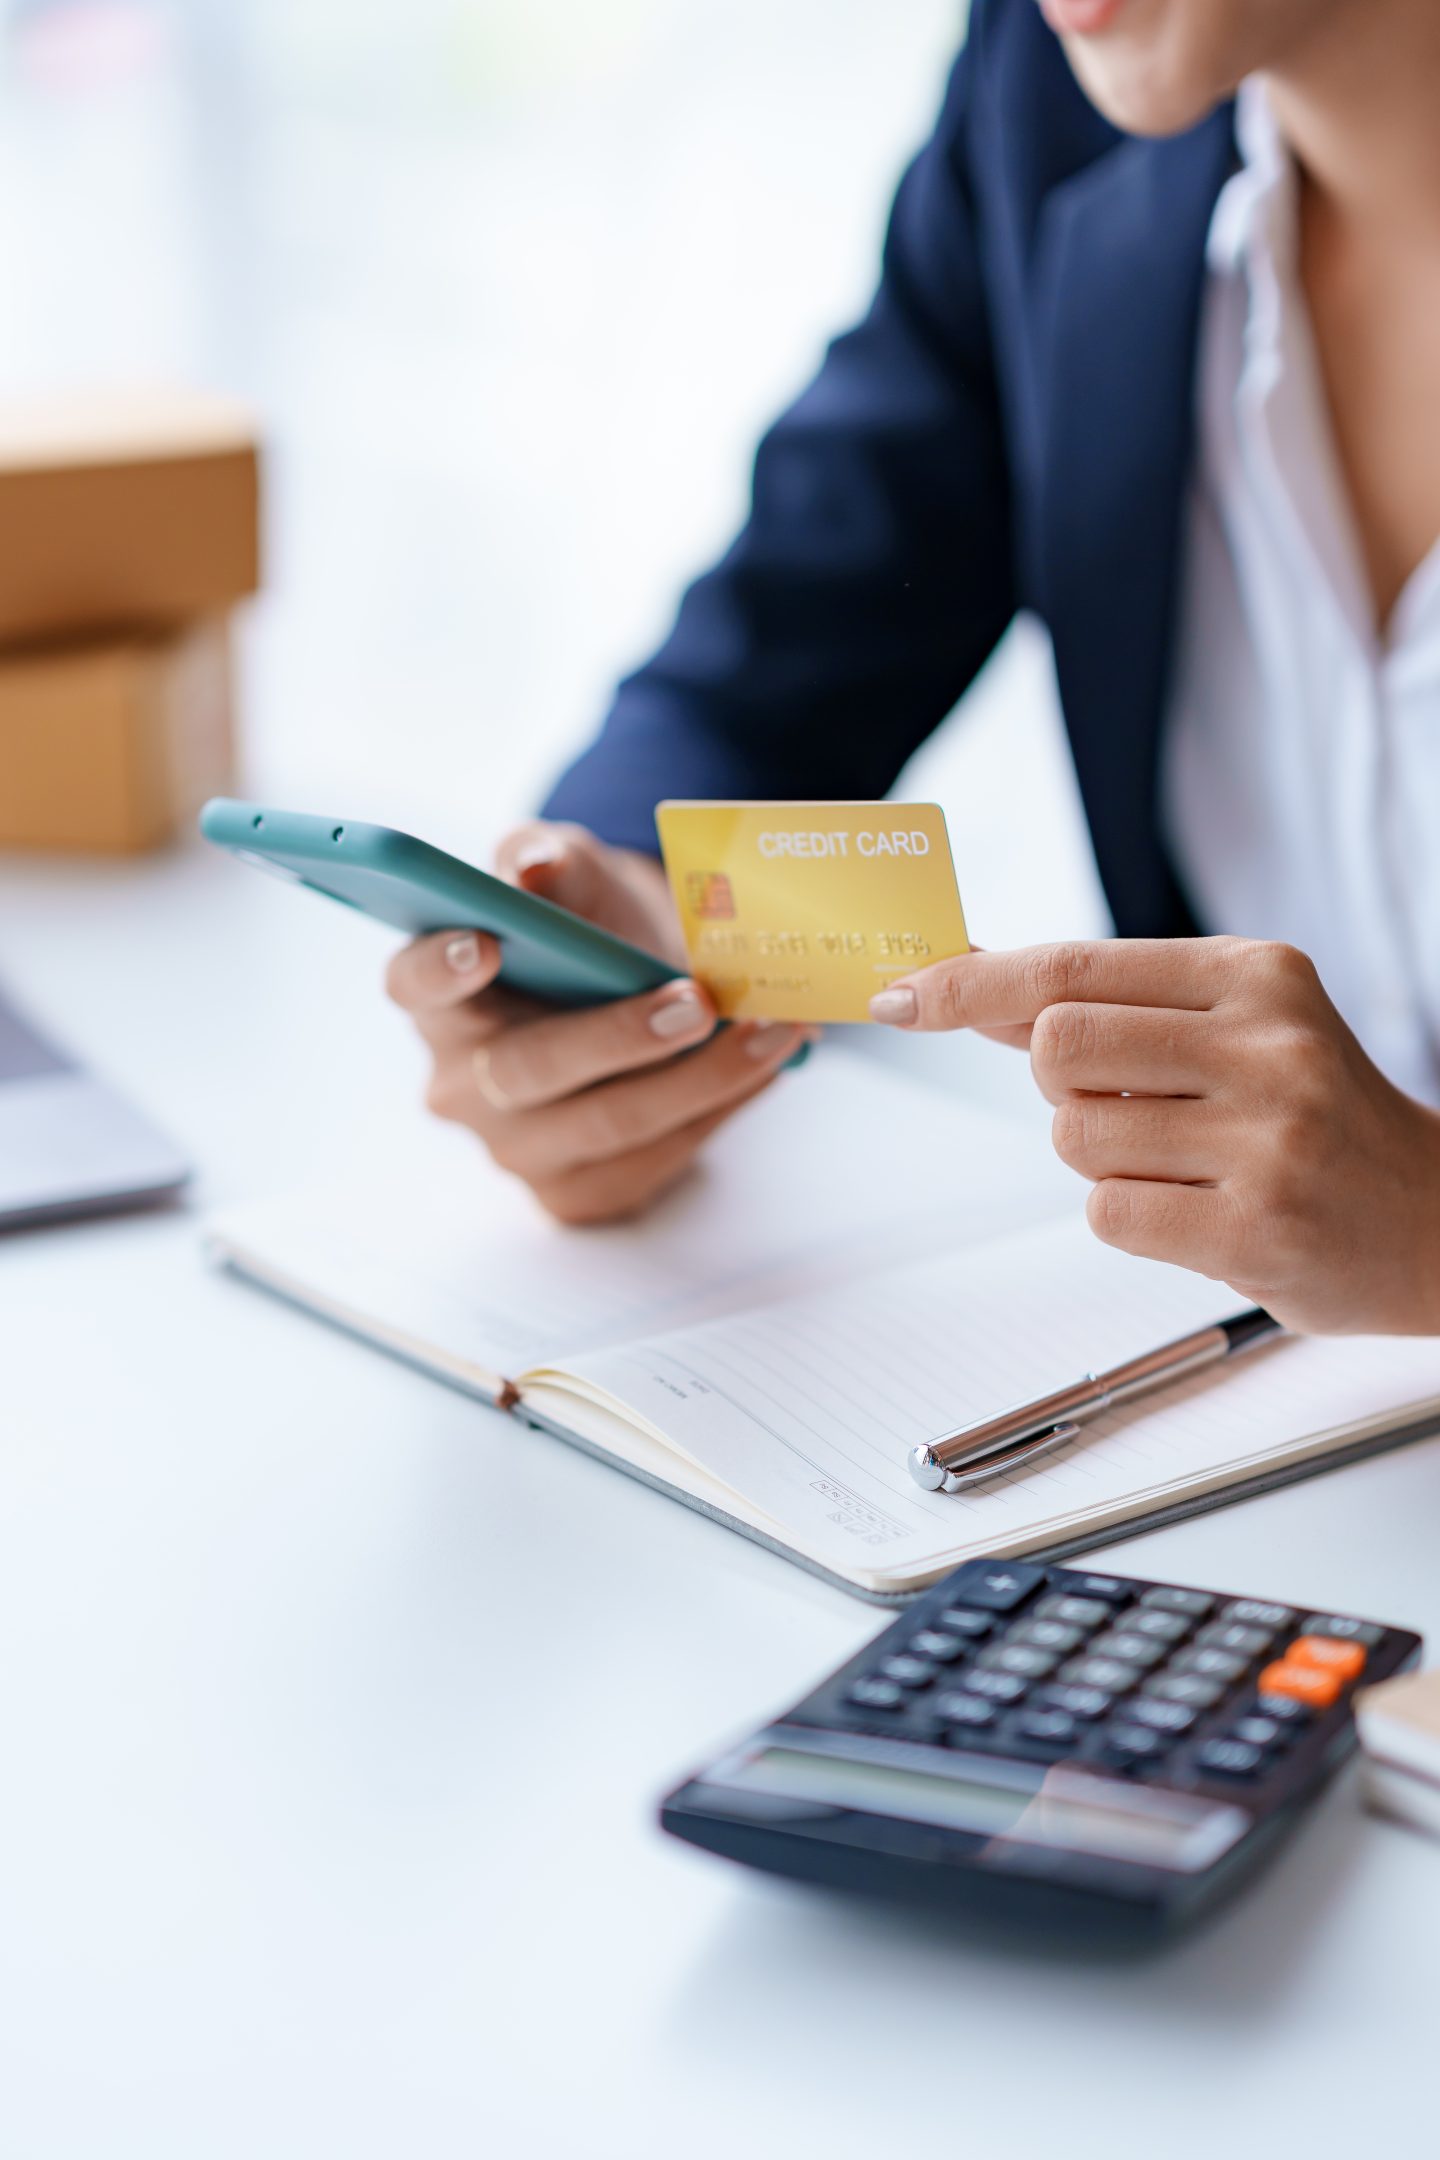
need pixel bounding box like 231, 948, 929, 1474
932, 1608, 997, 1639
946, 1563, 1046, 1611
1009, 1620, 1086, 1655
831, 1559, 1396, 1798
1255, 1660, 1341, 1708
907, 1629, 969, 1663
1036, 1682, 1112, 1720
877, 1655, 937, 1688
1104, 1725, 1168, 1765
1171, 1646, 1248, 1683
1134, 1699, 1203, 1738
1301, 1614, 1383, 1646
1034, 1595, 1111, 1630
1090, 1630, 1167, 1669
1221, 1600, 1295, 1630
1139, 1586, 1213, 1617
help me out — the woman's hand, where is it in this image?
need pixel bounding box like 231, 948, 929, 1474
870, 936, 1440, 1334
387, 821, 813, 1224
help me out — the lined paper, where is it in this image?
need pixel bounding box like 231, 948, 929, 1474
208, 1048, 1075, 1389
209, 1043, 1440, 1595
540, 1220, 1440, 1579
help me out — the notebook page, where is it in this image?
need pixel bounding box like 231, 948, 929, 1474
1024, 1324, 1440, 1517
527, 1221, 1274, 1574
207, 1048, 1076, 1389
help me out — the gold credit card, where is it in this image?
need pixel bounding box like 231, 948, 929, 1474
655, 800, 969, 1022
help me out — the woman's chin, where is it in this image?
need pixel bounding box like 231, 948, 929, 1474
1061, 36, 1232, 139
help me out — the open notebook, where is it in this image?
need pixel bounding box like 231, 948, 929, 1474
208, 1050, 1440, 1601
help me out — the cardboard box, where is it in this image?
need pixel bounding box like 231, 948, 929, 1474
0, 388, 260, 646
0, 618, 234, 852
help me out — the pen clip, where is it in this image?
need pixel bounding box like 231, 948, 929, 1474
921, 1421, 1082, 1496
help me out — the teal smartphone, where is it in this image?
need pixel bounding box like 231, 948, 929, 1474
199, 799, 682, 1008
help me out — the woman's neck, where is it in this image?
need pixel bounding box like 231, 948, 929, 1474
1263, 1, 1440, 239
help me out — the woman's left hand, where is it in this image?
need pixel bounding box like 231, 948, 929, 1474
869, 935, 1440, 1335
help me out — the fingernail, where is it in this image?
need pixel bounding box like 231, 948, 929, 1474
648, 985, 709, 1039
869, 986, 918, 1026
445, 934, 481, 974
514, 836, 562, 874
744, 1020, 803, 1060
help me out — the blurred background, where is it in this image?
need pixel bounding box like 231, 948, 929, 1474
0, 0, 1115, 1222
0, 0, 1106, 922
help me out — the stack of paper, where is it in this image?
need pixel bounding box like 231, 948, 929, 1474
1357, 1670, 1440, 1840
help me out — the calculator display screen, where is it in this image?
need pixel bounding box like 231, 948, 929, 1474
716, 1745, 1250, 1875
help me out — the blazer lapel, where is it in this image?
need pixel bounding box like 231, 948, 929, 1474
1031, 111, 1235, 937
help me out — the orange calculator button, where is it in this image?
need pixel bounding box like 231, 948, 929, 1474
1257, 1660, 1343, 1709
1287, 1635, 1367, 1683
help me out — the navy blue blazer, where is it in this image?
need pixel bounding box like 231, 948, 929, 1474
542, 0, 1239, 938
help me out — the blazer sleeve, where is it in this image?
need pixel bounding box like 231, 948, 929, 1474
541, 42, 1014, 854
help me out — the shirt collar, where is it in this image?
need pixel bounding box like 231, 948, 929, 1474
1205, 77, 1294, 281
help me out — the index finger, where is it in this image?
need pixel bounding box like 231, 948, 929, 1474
385, 928, 503, 1014
869, 937, 1239, 1034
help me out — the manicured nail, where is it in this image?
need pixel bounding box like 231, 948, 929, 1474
648, 985, 709, 1039
514, 836, 562, 874
869, 986, 917, 1026
745, 1020, 802, 1060
445, 934, 481, 974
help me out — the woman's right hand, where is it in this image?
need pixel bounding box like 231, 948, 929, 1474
385, 820, 814, 1224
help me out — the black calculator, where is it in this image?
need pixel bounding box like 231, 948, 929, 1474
660, 1558, 1422, 1941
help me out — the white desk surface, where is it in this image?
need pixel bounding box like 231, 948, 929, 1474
2, 843, 1437, 2160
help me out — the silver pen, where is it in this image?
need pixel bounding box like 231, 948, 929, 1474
909, 1307, 1283, 1494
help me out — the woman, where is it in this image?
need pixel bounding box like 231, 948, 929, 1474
388, 0, 1440, 1336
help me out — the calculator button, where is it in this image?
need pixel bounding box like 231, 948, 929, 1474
1089, 1631, 1167, 1670
936, 1692, 1001, 1730
1104, 1724, 1170, 1766
1139, 1587, 1214, 1618
1230, 1715, 1286, 1750
878, 1656, 938, 1689
1301, 1614, 1384, 1647
1255, 1691, 1315, 1728
944, 1561, 1046, 1612
848, 1677, 905, 1710
1122, 1697, 1198, 1736
908, 1629, 970, 1664
976, 1643, 1059, 1682
1008, 1620, 1086, 1656
1128, 1609, 1191, 1645
959, 1669, 1031, 1706
931, 1608, 995, 1640
1047, 1570, 1134, 1603
1036, 1595, 1113, 1630
1256, 1660, 1342, 1709
1060, 1655, 1142, 1694
1036, 1683, 1114, 1721
1286, 1635, 1367, 1683
1143, 1673, 1225, 1710
1170, 1646, 1249, 1685
1220, 1599, 1296, 1630
1009, 1707, 1080, 1750
1195, 1738, 1265, 1778
1196, 1622, 1275, 1659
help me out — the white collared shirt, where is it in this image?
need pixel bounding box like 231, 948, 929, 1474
1161, 80, 1440, 1107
